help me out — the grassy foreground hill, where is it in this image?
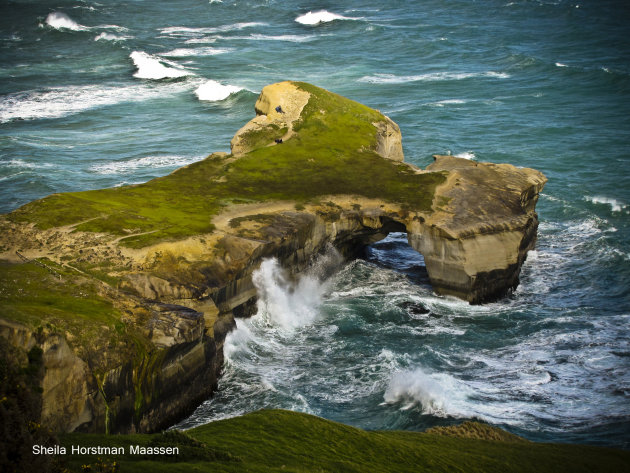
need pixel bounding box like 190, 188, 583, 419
58, 409, 628, 473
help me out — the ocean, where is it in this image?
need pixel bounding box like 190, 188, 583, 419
1, 0, 629, 448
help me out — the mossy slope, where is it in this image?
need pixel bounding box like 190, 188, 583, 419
58, 409, 629, 473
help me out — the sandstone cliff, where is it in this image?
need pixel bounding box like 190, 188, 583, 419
0, 81, 545, 434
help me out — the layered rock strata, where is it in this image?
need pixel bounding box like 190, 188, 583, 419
0, 81, 545, 434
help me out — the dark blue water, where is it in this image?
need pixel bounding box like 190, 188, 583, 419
1, 0, 629, 448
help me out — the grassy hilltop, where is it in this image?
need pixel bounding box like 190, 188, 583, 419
6, 82, 443, 249
59, 409, 629, 473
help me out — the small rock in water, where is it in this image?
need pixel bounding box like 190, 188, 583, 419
399, 301, 430, 315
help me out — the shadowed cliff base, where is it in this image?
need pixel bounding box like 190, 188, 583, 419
0, 82, 545, 435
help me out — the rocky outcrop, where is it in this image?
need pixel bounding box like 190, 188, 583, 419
0, 81, 545, 434
408, 155, 546, 302
230, 81, 310, 156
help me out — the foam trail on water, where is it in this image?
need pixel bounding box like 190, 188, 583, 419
94, 32, 131, 42
359, 71, 510, 83
0, 83, 190, 122
161, 47, 232, 57
160, 22, 266, 36
295, 10, 360, 25
45, 12, 87, 31
90, 155, 202, 174
130, 51, 192, 80
195, 80, 243, 101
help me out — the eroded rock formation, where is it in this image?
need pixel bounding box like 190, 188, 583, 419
0, 81, 545, 434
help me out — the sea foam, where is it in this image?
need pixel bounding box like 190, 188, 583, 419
130, 51, 192, 80
45, 12, 87, 31
161, 47, 232, 57
0, 84, 180, 123
195, 80, 243, 101
295, 10, 358, 25
160, 22, 266, 36
359, 71, 510, 84
90, 155, 201, 174
94, 32, 131, 42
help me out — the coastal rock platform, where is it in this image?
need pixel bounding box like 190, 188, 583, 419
0, 82, 545, 433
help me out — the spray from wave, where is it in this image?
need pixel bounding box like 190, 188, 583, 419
383, 366, 473, 417
454, 151, 476, 160
252, 251, 341, 332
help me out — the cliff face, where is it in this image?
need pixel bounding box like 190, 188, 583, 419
0, 81, 545, 434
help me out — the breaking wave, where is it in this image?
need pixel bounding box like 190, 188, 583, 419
584, 196, 627, 213
45, 12, 87, 31
295, 10, 360, 25
130, 51, 192, 80
195, 80, 243, 101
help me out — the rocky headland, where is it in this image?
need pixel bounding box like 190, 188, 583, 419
0, 81, 546, 435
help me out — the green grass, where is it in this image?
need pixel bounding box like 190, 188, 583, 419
57, 409, 630, 473
6, 83, 445, 248
238, 123, 288, 150
0, 261, 146, 375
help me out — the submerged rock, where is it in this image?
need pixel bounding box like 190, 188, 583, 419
0, 81, 545, 433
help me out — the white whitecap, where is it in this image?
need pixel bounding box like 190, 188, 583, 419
161, 47, 232, 57
242, 33, 319, 43
94, 32, 131, 42
2, 159, 56, 170
90, 155, 201, 175
430, 99, 468, 107
358, 71, 510, 84
130, 51, 192, 80
585, 196, 627, 213
45, 12, 87, 31
555, 62, 568, 67
195, 80, 243, 101
160, 22, 266, 36
183, 37, 217, 44
295, 10, 359, 25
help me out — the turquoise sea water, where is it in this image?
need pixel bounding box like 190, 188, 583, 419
2, 0, 629, 448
